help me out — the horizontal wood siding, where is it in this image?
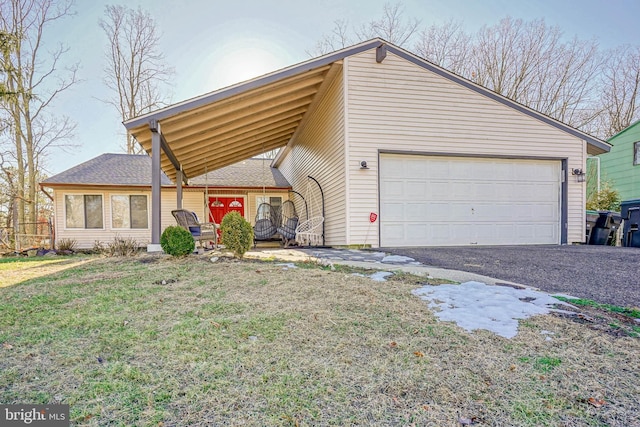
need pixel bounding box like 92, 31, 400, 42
53, 187, 203, 249
599, 124, 640, 200
278, 70, 347, 245
346, 50, 586, 246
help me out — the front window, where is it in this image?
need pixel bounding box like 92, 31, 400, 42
65, 195, 103, 229
634, 141, 640, 166
111, 195, 148, 229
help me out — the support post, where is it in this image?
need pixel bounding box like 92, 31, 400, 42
148, 120, 163, 252
176, 168, 183, 209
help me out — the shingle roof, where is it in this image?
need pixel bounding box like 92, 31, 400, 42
189, 158, 291, 188
41, 154, 290, 189
42, 153, 173, 186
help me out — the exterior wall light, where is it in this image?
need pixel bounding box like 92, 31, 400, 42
360, 160, 369, 169
572, 168, 586, 182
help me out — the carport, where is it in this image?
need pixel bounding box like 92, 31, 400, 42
123, 43, 372, 251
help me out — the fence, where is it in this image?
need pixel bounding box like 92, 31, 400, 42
0, 220, 54, 253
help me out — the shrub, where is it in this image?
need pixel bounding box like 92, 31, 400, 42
57, 238, 77, 252
92, 240, 106, 254
107, 236, 139, 257
220, 211, 253, 258
160, 226, 195, 257
586, 182, 621, 211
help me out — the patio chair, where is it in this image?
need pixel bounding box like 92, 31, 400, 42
253, 203, 279, 245
278, 217, 299, 247
295, 216, 324, 247
277, 200, 299, 247
171, 209, 218, 249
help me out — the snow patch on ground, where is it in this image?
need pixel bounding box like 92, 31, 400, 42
382, 255, 416, 263
412, 281, 571, 339
369, 271, 394, 282
351, 271, 395, 281
276, 263, 297, 270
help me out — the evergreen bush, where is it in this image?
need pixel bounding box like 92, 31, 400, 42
220, 211, 253, 258
160, 226, 195, 257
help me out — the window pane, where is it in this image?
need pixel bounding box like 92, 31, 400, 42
130, 195, 148, 229
65, 195, 84, 228
111, 195, 129, 228
270, 197, 282, 222
270, 197, 282, 208
634, 142, 640, 166
85, 195, 103, 229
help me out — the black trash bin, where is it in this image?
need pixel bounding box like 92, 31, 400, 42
620, 199, 640, 247
585, 210, 599, 244
589, 210, 622, 245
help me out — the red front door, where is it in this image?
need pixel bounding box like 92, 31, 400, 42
208, 196, 245, 226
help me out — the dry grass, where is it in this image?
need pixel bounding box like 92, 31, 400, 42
0, 254, 639, 426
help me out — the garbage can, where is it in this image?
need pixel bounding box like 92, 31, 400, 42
585, 210, 599, 244
620, 199, 640, 248
589, 210, 622, 245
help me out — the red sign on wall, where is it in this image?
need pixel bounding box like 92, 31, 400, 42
369, 212, 378, 223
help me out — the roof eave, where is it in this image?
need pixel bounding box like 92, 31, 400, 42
123, 39, 385, 131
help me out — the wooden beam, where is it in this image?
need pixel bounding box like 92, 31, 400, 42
161, 115, 301, 162
164, 127, 294, 169
161, 76, 324, 133
162, 98, 313, 150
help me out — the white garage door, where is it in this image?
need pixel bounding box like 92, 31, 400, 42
380, 154, 561, 246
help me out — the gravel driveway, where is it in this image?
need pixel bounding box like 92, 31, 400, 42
382, 245, 640, 308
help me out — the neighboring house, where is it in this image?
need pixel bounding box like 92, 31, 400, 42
595, 120, 640, 202
40, 154, 291, 248
112, 39, 610, 249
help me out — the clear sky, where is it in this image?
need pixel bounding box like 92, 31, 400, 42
43, 0, 640, 175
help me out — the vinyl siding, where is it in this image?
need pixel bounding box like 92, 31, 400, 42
599, 122, 640, 200
53, 187, 202, 249
277, 69, 347, 245
345, 50, 586, 246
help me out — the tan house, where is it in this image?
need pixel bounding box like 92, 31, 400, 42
41, 154, 291, 249
50, 38, 612, 250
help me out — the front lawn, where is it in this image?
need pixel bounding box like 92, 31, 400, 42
1, 255, 638, 426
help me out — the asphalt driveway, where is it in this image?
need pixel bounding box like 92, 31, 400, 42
382, 245, 640, 308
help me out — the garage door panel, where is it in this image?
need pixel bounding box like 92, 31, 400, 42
380, 154, 561, 246
429, 202, 452, 220
381, 202, 404, 220
381, 180, 404, 198
405, 202, 429, 220
406, 181, 428, 198
427, 160, 450, 178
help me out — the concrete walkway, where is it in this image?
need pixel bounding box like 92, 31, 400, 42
244, 247, 527, 288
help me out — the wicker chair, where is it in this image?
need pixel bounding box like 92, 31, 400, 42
253, 203, 279, 244
295, 216, 324, 247
277, 200, 299, 247
171, 209, 218, 249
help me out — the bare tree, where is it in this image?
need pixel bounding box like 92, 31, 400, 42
306, 19, 352, 57
597, 45, 640, 137
355, 2, 420, 47
414, 19, 471, 75
465, 17, 602, 131
100, 5, 174, 154
0, 0, 78, 235
308, 2, 419, 57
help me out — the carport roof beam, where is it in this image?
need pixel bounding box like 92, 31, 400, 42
148, 119, 188, 185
